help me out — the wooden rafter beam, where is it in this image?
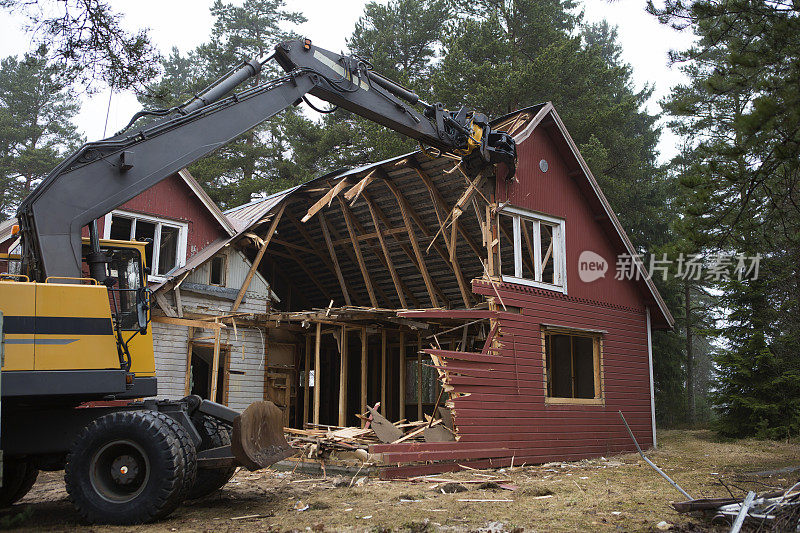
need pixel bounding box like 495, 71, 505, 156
280, 243, 335, 302
361, 192, 440, 308
330, 226, 407, 246
289, 216, 361, 307
411, 159, 483, 261
301, 179, 350, 222
231, 202, 285, 311
317, 211, 352, 306
337, 196, 379, 308
320, 210, 395, 306
363, 194, 407, 309
410, 162, 472, 307
380, 176, 439, 308
339, 191, 420, 308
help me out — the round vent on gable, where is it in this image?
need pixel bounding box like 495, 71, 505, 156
539, 159, 549, 173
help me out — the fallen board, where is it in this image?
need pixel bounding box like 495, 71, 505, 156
367, 405, 404, 443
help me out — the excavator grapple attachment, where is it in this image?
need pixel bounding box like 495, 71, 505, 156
230, 401, 294, 470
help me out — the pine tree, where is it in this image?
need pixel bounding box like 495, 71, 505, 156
0, 49, 82, 218
654, 0, 800, 436
0, 0, 159, 90
138, 0, 309, 208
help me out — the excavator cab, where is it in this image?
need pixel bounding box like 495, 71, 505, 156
79, 238, 155, 379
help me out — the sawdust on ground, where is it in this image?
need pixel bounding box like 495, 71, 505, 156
3, 429, 799, 532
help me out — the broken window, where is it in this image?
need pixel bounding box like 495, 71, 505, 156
104, 211, 187, 278
544, 329, 602, 402
209, 254, 226, 286
498, 207, 565, 291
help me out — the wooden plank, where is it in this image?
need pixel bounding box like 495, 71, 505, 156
367, 405, 403, 443
317, 211, 352, 306
303, 333, 311, 426
486, 204, 495, 276
391, 419, 441, 444
360, 326, 368, 427
337, 197, 379, 308
381, 329, 387, 416
399, 331, 406, 421
154, 291, 177, 318
343, 170, 376, 203
338, 324, 348, 427
363, 195, 407, 308
209, 327, 221, 401
232, 202, 285, 311
314, 321, 321, 426
301, 179, 349, 222
380, 177, 438, 307
184, 327, 194, 396
152, 316, 223, 330
174, 286, 184, 318
448, 218, 471, 308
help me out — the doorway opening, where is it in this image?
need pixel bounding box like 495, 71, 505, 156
189, 343, 229, 404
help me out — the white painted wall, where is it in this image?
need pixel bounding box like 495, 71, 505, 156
151, 247, 273, 411
185, 248, 271, 299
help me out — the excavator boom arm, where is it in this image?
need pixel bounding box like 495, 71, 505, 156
17, 39, 516, 281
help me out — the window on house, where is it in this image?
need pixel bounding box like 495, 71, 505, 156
209, 254, 226, 286
543, 329, 602, 404
104, 211, 187, 278
498, 207, 566, 291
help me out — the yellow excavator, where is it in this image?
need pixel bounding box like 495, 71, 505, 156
0, 38, 516, 523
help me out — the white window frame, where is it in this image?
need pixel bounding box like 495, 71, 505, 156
499, 206, 567, 294
102, 210, 188, 281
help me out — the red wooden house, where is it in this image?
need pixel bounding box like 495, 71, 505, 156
217, 103, 673, 476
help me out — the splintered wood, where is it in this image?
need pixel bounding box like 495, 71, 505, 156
284, 406, 451, 463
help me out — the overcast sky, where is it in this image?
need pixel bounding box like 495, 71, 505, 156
0, 0, 694, 162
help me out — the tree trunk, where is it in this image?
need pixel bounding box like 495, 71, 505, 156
685, 281, 695, 424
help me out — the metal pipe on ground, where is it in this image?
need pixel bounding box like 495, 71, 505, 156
619, 410, 692, 500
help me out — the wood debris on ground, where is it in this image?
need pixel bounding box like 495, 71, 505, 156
283, 403, 451, 463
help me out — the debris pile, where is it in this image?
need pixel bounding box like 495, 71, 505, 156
284, 404, 455, 463
672, 483, 800, 532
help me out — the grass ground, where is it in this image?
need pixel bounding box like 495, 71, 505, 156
4, 429, 799, 532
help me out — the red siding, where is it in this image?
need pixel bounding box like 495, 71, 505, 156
377, 293, 652, 478
497, 127, 643, 309
96, 174, 226, 260
375, 124, 655, 477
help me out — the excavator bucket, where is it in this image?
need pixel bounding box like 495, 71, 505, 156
230, 401, 295, 470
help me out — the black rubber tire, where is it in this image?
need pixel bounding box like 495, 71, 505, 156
152, 411, 197, 506
186, 416, 237, 500
64, 410, 184, 524
0, 459, 38, 507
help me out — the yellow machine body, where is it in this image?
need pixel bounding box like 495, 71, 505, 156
0, 239, 155, 377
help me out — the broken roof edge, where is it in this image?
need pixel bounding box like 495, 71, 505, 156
519, 103, 674, 329
149, 235, 277, 302
219, 105, 673, 328
177, 168, 236, 236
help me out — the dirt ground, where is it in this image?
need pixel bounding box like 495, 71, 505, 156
3, 430, 799, 532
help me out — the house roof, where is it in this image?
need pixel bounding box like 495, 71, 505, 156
222, 105, 674, 328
